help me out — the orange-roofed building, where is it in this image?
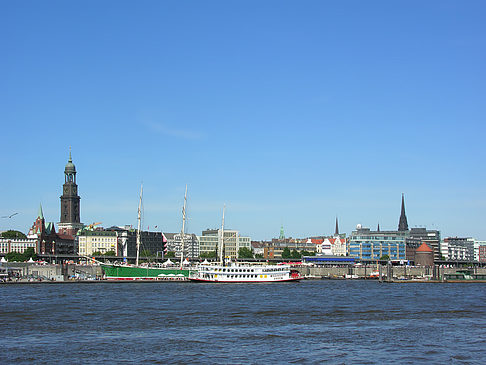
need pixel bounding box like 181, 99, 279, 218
415, 242, 434, 266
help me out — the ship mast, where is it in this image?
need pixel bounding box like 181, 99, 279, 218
219, 204, 226, 265
135, 184, 143, 266
179, 185, 188, 269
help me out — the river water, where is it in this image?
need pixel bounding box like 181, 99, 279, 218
1, 280, 485, 364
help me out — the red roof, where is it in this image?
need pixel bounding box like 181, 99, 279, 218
416, 242, 433, 252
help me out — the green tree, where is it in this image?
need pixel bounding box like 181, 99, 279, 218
5, 251, 24, 262
281, 247, 291, 259
238, 247, 253, 259
165, 251, 176, 258
254, 253, 264, 259
200, 251, 217, 259
301, 250, 316, 257
1, 230, 27, 239
22, 247, 37, 261
140, 249, 154, 257
91, 251, 103, 256
104, 250, 116, 256
380, 254, 390, 261
291, 249, 301, 259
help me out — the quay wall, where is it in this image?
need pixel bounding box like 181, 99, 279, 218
1, 263, 103, 281
3, 262, 486, 281
298, 266, 486, 279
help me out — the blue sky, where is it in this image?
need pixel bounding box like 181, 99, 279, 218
1, 1, 485, 240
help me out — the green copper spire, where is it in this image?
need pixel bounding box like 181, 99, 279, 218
38, 203, 44, 219
279, 225, 285, 240
65, 147, 76, 174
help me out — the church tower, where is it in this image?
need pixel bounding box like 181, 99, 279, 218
58, 149, 83, 236
279, 225, 285, 240
398, 193, 409, 231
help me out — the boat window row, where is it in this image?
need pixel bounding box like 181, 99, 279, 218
262, 267, 287, 272
226, 275, 260, 279
213, 268, 257, 273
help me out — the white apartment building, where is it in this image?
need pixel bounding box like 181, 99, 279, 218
77, 231, 118, 256
440, 240, 468, 261
164, 232, 199, 259
473, 239, 486, 261
0, 238, 38, 254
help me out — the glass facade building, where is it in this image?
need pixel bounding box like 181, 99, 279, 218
348, 227, 406, 260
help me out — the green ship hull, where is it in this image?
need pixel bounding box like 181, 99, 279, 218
101, 264, 194, 281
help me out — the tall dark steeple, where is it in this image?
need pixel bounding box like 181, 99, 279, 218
398, 193, 409, 231
335, 217, 339, 236
58, 148, 83, 236
377, 222, 380, 232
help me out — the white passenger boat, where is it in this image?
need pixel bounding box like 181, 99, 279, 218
189, 262, 302, 283
188, 205, 302, 283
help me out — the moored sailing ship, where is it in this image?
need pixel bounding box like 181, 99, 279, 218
100, 185, 194, 280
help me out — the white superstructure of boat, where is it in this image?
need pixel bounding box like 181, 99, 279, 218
189, 262, 302, 283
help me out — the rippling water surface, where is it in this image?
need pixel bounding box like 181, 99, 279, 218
1, 281, 485, 364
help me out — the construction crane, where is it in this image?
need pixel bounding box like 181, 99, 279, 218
84, 222, 102, 231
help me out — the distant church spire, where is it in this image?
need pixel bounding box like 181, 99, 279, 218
377, 222, 380, 232
279, 225, 285, 240
38, 203, 44, 220
398, 193, 409, 231
335, 217, 339, 236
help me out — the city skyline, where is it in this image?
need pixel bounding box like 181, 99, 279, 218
1, 1, 485, 240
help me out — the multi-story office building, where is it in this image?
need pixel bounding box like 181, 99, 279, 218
406, 228, 441, 261
440, 240, 468, 261
198, 229, 251, 259
106, 227, 165, 258
479, 245, 486, 263
77, 230, 118, 256
348, 225, 407, 261
163, 232, 199, 259
442, 237, 475, 261
473, 240, 486, 261
0, 238, 38, 254
263, 241, 316, 259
